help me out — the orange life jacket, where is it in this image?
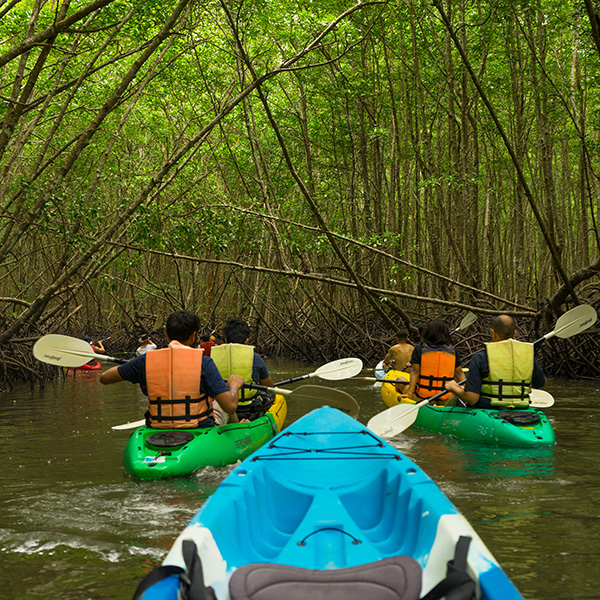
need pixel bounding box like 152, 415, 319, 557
416, 343, 456, 402
145, 341, 213, 429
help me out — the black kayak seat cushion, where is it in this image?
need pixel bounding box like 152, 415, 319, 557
146, 431, 194, 448
497, 411, 540, 426
229, 556, 422, 600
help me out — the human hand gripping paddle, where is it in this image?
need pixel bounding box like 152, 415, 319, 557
367, 305, 597, 438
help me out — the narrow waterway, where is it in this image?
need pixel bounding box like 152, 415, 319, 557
0, 361, 598, 600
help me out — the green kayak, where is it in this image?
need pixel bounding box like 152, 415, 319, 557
381, 370, 555, 447
123, 394, 287, 479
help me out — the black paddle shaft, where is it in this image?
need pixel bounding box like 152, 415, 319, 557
272, 374, 309, 386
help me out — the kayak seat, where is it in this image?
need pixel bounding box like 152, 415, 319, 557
497, 411, 540, 426
229, 556, 422, 600
146, 431, 194, 448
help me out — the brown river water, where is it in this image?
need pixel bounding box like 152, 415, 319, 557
1, 359, 599, 600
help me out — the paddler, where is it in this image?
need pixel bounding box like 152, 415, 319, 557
99, 310, 244, 429
401, 319, 466, 405
83, 336, 105, 368
382, 327, 414, 372
444, 314, 546, 408
210, 319, 274, 424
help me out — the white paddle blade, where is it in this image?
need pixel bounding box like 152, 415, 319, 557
367, 400, 429, 438
33, 334, 96, 368
529, 389, 555, 408
314, 357, 363, 381
112, 419, 146, 431
458, 311, 477, 330
552, 305, 597, 340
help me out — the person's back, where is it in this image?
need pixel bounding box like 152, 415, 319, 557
136, 334, 157, 356
100, 310, 243, 428
445, 314, 545, 408
211, 319, 274, 422
383, 328, 414, 372
402, 320, 465, 405
199, 333, 217, 357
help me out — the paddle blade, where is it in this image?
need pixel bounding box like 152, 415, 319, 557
112, 419, 146, 431
529, 389, 554, 408
367, 400, 428, 438
33, 334, 96, 368
291, 385, 360, 418
553, 305, 597, 339
452, 311, 477, 333
314, 357, 363, 381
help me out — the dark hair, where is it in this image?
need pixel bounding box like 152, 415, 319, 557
396, 328, 409, 340
492, 315, 516, 340
165, 310, 200, 343
423, 319, 451, 346
223, 319, 250, 344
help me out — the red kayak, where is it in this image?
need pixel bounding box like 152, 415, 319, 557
76, 361, 102, 371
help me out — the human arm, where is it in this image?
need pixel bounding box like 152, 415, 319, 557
454, 365, 466, 382
531, 359, 546, 388
400, 363, 420, 399
445, 352, 484, 406
254, 354, 274, 387
445, 379, 480, 406
100, 365, 124, 384
94, 340, 106, 354
382, 349, 395, 369
260, 375, 275, 387
213, 374, 244, 414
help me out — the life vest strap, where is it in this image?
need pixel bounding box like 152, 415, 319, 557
149, 396, 213, 422
482, 379, 529, 400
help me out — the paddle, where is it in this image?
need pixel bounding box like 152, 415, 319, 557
33, 334, 128, 368
243, 383, 360, 417
367, 381, 466, 438
534, 304, 597, 343
451, 311, 477, 334
112, 384, 360, 430
273, 357, 363, 387
367, 305, 596, 438
529, 389, 554, 408
354, 376, 409, 385
112, 419, 146, 430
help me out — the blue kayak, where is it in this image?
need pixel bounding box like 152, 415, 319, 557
134, 407, 524, 600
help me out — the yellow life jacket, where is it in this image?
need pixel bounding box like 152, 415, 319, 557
481, 339, 533, 408
416, 343, 456, 402
145, 340, 213, 429
210, 343, 256, 406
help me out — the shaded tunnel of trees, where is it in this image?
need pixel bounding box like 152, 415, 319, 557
1, 0, 599, 388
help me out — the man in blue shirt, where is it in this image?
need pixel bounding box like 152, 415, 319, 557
100, 310, 244, 428
445, 314, 545, 408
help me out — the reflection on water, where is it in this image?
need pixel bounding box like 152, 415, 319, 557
0, 364, 598, 599
400, 436, 557, 480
